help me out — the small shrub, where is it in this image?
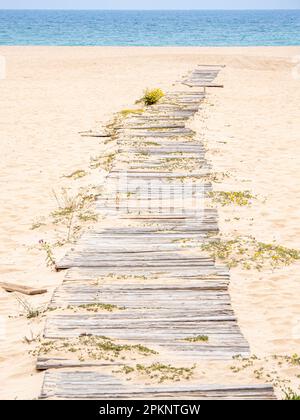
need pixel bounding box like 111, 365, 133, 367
142, 88, 164, 106
288, 354, 300, 366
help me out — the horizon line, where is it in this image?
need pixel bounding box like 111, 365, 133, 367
0, 8, 300, 11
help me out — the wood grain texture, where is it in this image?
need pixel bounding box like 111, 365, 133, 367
39, 371, 276, 400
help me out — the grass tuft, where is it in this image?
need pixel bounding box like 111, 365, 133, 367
284, 388, 300, 400
15, 295, 44, 319
141, 88, 164, 106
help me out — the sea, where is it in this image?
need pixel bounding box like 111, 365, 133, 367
0, 9, 300, 46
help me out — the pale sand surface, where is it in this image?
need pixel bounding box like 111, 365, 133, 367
0, 46, 300, 399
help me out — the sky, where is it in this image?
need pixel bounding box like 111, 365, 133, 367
0, 0, 299, 10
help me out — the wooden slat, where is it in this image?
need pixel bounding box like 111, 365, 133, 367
39, 371, 276, 400
0, 282, 47, 295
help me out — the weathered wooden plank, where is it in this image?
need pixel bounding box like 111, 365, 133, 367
183, 82, 224, 88
50, 286, 232, 308
63, 265, 229, 282
123, 128, 195, 138
43, 314, 246, 344
121, 123, 187, 130
39, 372, 276, 400
0, 282, 47, 296
36, 358, 122, 371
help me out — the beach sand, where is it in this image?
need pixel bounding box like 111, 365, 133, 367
0, 46, 300, 399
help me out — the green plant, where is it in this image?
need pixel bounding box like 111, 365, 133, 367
120, 108, 144, 117
63, 170, 87, 180
115, 363, 195, 383
31, 218, 46, 230
38, 240, 56, 268
283, 388, 300, 400
208, 191, 256, 206
119, 365, 135, 375
203, 172, 230, 183
90, 153, 116, 171
51, 187, 100, 242
31, 336, 158, 362
78, 212, 98, 222
15, 295, 44, 319
162, 157, 203, 172
288, 354, 300, 366
183, 335, 209, 343
67, 303, 125, 312
135, 363, 196, 383
141, 88, 164, 106
201, 235, 300, 270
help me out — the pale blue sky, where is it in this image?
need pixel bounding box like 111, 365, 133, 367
0, 1, 299, 10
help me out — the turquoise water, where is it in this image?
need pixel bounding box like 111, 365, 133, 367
0, 10, 300, 46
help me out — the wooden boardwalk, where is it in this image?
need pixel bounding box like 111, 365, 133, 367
38, 66, 275, 400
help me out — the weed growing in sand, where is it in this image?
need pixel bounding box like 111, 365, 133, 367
116, 363, 195, 383
31, 218, 46, 230
23, 330, 41, 344
201, 235, 300, 270
183, 335, 209, 343
38, 240, 56, 268
140, 88, 164, 106
203, 172, 230, 183
284, 388, 300, 400
90, 153, 116, 171
78, 211, 98, 223
67, 303, 125, 312
63, 170, 87, 180
161, 157, 203, 172
289, 354, 300, 365
277, 354, 300, 366
208, 191, 256, 206
31, 336, 158, 362
51, 187, 99, 242
120, 109, 145, 117
230, 354, 300, 399
15, 295, 44, 319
